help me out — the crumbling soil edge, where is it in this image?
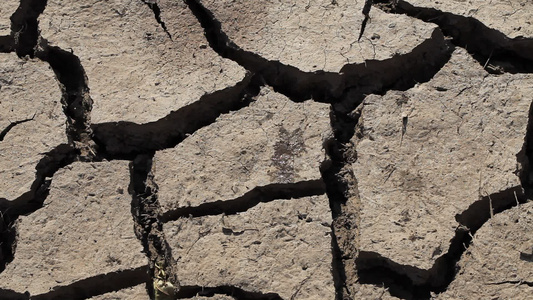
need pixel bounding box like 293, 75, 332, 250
35, 39, 97, 160
129, 154, 180, 299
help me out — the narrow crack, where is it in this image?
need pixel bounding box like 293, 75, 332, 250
374, 0, 533, 74
92, 74, 260, 157
35, 39, 97, 160
176, 285, 282, 300
129, 154, 179, 299
355, 187, 529, 299
358, 0, 373, 41
30, 266, 149, 300
142, 0, 172, 40
161, 180, 326, 222
486, 281, 533, 287
0, 113, 35, 141
9, 0, 48, 57
0, 144, 77, 273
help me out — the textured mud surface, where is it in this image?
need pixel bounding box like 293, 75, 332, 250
0, 0, 532, 299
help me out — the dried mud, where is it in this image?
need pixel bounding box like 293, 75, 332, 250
0, 0, 532, 299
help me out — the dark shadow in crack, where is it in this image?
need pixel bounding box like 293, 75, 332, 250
9, 0, 48, 57
142, 0, 172, 40
184, 0, 455, 105
183, 0, 343, 102
35, 39, 96, 158
374, 0, 533, 74
517, 97, 533, 198
129, 154, 179, 298
357, 252, 431, 300
0, 288, 29, 300
176, 285, 283, 300
0, 35, 14, 53
355, 75, 533, 298
356, 186, 528, 299
92, 73, 259, 157
0, 144, 77, 274
92, 27, 453, 158
161, 179, 326, 222
30, 266, 149, 300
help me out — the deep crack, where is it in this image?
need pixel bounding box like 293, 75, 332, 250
92, 74, 260, 157
0, 288, 28, 300
374, 0, 533, 74
0, 35, 14, 53
185, 0, 454, 105
35, 39, 97, 160
355, 188, 529, 299
9, 0, 47, 57
0, 0, 531, 298
129, 154, 179, 299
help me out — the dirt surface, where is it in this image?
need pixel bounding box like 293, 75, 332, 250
0, 0, 532, 300
0, 1, 17, 36
354, 47, 531, 276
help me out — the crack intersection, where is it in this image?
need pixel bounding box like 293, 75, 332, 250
0, 0, 531, 298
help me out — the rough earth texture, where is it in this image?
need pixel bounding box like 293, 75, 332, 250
0, 161, 146, 296
354, 47, 532, 278
0, 53, 66, 201
0, 0, 532, 300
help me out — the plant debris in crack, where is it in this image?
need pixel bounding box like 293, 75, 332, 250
129, 154, 179, 299
35, 39, 97, 160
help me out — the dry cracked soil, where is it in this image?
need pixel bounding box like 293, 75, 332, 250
0, 0, 532, 300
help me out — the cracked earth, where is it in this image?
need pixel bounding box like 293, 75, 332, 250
0, 0, 532, 299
